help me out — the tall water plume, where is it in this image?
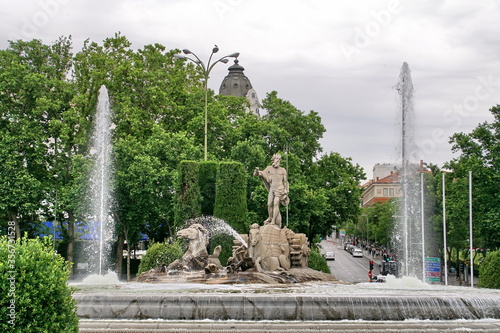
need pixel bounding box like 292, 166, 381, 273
394, 62, 423, 278
85, 85, 114, 276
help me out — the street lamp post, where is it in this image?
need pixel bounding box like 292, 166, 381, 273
175, 45, 239, 160
360, 214, 368, 243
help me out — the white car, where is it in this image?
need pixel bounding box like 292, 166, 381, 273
324, 252, 335, 260
352, 249, 363, 258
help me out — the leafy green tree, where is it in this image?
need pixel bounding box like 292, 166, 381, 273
0, 38, 76, 240
446, 105, 500, 250
0, 34, 369, 272
287, 183, 329, 240
312, 152, 365, 232
261, 91, 326, 168
360, 201, 397, 246
72, 34, 202, 275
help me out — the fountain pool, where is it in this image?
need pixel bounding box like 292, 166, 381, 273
74, 277, 500, 322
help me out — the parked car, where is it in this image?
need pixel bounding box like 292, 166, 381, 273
352, 249, 363, 258
345, 244, 355, 253
324, 251, 335, 260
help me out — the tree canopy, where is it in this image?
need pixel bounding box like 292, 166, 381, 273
0, 35, 365, 271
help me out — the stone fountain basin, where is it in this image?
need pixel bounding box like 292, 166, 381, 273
74, 277, 500, 321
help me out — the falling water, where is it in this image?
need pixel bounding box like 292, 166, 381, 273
86, 85, 114, 276
394, 62, 423, 278
186, 216, 248, 248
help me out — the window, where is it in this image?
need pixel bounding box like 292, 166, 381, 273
389, 188, 395, 196
383, 188, 388, 196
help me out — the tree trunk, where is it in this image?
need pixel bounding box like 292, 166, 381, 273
168, 223, 174, 242
9, 212, 21, 239
67, 213, 75, 279
126, 232, 131, 282
115, 233, 124, 280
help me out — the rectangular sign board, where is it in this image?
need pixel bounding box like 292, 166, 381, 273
425, 257, 441, 284
425, 257, 441, 262
426, 277, 441, 282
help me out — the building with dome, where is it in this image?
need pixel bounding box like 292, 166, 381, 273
219, 59, 261, 117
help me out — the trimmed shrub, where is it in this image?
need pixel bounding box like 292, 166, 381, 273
137, 240, 184, 275
199, 161, 219, 216
478, 250, 500, 289
175, 160, 201, 227
0, 236, 78, 332
214, 162, 248, 233
308, 247, 331, 274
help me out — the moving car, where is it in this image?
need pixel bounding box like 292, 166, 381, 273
352, 249, 363, 258
324, 251, 335, 260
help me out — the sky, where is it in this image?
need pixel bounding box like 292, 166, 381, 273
1, 0, 499, 181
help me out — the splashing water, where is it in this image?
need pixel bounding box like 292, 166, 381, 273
185, 216, 248, 248
80, 270, 121, 285
394, 62, 424, 279
85, 85, 115, 276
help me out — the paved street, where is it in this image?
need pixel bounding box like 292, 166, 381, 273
320, 238, 376, 283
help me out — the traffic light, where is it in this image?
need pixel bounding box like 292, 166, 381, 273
369, 261, 374, 271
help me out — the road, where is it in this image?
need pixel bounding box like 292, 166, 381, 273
320, 238, 378, 283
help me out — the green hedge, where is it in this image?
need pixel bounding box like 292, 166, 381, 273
175, 160, 201, 227
137, 240, 184, 275
214, 162, 248, 233
199, 161, 218, 216
0, 236, 78, 332
478, 250, 500, 289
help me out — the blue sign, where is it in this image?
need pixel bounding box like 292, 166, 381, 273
425, 262, 441, 267
425, 267, 441, 272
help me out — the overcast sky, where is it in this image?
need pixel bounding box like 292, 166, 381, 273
2, 0, 499, 180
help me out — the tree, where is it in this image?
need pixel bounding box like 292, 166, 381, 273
311, 152, 365, 236
0, 34, 368, 273
360, 201, 397, 246
261, 91, 326, 168
0, 37, 76, 242
446, 105, 500, 250
72, 34, 203, 275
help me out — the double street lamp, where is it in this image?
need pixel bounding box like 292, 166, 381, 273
174, 45, 239, 160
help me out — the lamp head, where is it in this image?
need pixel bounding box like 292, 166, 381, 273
212, 45, 219, 53
182, 49, 192, 55
220, 58, 229, 64
229, 52, 240, 58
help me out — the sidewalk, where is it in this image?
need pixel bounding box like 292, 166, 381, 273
360, 247, 479, 286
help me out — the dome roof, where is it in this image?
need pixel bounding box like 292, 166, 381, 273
219, 59, 253, 97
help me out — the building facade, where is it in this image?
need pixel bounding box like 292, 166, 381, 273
361, 171, 401, 206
